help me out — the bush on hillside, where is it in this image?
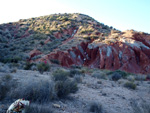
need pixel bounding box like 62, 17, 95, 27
9, 72, 78, 101
55, 80, 78, 98
9, 80, 56, 102
52, 69, 79, 98
0, 74, 14, 100
111, 72, 122, 81
124, 81, 136, 90
37, 62, 50, 74
52, 69, 70, 81
107, 70, 129, 79
92, 71, 107, 79
134, 74, 146, 81
1, 56, 22, 63
24, 62, 33, 70
89, 101, 104, 113
69, 69, 82, 77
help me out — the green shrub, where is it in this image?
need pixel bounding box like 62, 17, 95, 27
127, 76, 135, 82
89, 102, 103, 113
55, 80, 78, 98
37, 62, 50, 74
1, 58, 11, 63
107, 70, 129, 79
11, 56, 22, 63
124, 82, 136, 90
135, 74, 146, 81
52, 69, 69, 81
111, 72, 122, 81
33, 33, 47, 40
1, 56, 21, 63
40, 41, 44, 45
83, 35, 91, 40
52, 69, 78, 98
24, 62, 33, 70
59, 17, 69, 21
92, 71, 107, 79
69, 69, 82, 77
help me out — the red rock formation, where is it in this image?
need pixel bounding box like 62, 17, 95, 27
30, 31, 150, 73
35, 30, 150, 74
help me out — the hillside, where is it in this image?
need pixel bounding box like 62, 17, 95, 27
0, 13, 150, 113
0, 14, 111, 68
0, 13, 150, 74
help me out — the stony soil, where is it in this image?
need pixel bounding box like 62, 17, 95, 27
0, 67, 150, 113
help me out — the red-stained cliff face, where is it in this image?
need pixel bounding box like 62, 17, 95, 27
27, 27, 150, 74
36, 30, 150, 74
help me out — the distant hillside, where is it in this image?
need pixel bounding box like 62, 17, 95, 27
0, 13, 112, 61
0, 13, 150, 73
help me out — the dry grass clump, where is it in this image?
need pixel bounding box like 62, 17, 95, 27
3, 68, 79, 104
25, 104, 53, 113
55, 80, 78, 98
92, 71, 107, 79
89, 101, 104, 113
52, 69, 69, 81
107, 70, 130, 79
0, 74, 14, 100
9, 79, 56, 102
80, 27, 94, 34
134, 74, 147, 81
69, 69, 82, 77
37, 62, 50, 74
52, 69, 78, 98
124, 81, 136, 90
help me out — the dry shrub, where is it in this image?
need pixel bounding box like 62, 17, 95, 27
89, 101, 104, 113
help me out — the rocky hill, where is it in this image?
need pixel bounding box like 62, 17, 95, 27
0, 13, 150, 74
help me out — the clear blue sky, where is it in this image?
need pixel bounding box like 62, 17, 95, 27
1, 0, 150, 33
